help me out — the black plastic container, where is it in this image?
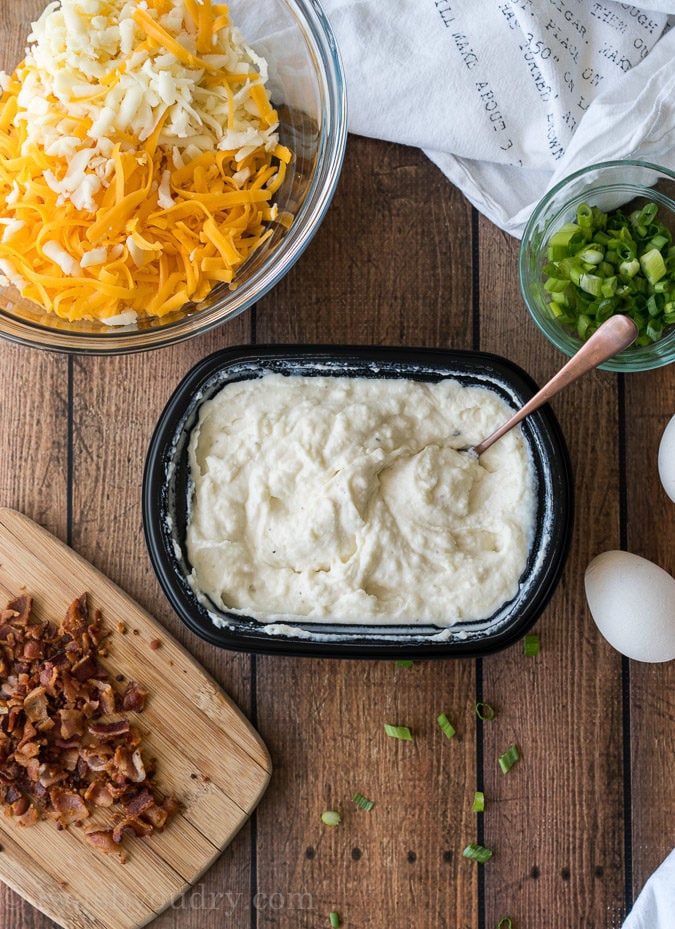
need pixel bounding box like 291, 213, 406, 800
142, 345, 574, 658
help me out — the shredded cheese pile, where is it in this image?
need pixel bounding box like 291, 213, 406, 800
0, 0, 292, 325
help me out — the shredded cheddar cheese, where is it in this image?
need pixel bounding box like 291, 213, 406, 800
0, 0, 293, 324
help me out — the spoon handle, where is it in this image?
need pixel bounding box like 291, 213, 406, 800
473, 314, 639, 456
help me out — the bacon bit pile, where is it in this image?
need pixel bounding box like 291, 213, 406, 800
0, 592, 179, 862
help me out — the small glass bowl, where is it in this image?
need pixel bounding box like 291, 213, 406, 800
518, 160, 675, 372
0, 0, 347, 354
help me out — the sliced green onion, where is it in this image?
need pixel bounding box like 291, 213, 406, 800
472, 791, 485, 812
523, 633, 540, 656
497, 919, 513, 929
321, 810, 341, 826
329, 912, 341, 928
576, 203, 593, 230
436, 713, 456, 739
550, 221, 581, 247
463, 843, 493, 863
579, 272, 602, 296
396, 659, 414, 667
640, 247, 667, 285
577, 245, 604, 265
475, 702, 496, 721
619, 258, 640, 278
352, 792, 374, 812
499, 744, 520, 774
541, 199, 675, 345
576, 312, 592, 340
636, 202, 658, 226
384, 723, 413, 740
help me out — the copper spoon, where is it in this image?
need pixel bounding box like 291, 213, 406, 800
471, 314, 639, 457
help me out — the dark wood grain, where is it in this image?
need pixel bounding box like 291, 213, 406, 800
255, 138, 474, 349
69, 323, 258, 929
478, 217, 627, 929
624, 367, 675, 896
0, 10, 75, 924
0, 344, 67, 929
0, 4, 673, 927
253, 138, 480, 929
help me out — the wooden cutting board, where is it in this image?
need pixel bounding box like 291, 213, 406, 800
0, 508, 271, 929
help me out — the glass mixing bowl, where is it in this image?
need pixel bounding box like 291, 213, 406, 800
0, 0, 347, 354
519, 160, 675, 372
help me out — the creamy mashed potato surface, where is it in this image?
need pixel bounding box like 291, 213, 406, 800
186, 374, 537, 626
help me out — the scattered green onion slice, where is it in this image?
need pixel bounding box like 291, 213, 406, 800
329, 911, 341, 928
523, 633, 540, 656
463, 842, 493, 863
384, 723, 413, 740
499, 744, 520, 774
541, 200, 675, 346
396, 659, 414, 667
352, 791, 374, 812
497, 918, 513, 929
436, 713, 456, 739
321, 810, 341, 826
472, 791, 485, 812
475, 702, 496, 720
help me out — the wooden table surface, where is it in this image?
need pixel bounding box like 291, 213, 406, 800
1, 4, 674, 928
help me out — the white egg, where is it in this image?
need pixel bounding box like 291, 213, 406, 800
658, 414, 675, 503
584, 551, 675, 662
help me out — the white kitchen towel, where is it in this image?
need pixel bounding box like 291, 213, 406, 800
320, 0, 675, 236
622, 848, 675, 929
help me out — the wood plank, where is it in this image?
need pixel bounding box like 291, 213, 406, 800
67, 326, 250, 680
0, 508, 270, 929
0, 1, 41, 64
477, 216, 627, 928
68, 323, 264, 929
254, 142, 479, 928
624, 367, 675, 895
255, 138, 474, 349
255, 657, 479, 929
0, 342, 69, 541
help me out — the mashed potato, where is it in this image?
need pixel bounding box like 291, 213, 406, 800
186, 374, 538, 626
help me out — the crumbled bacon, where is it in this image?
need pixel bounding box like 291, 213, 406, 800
84, 827, 123, 860
0, 592, 180, 860
122, 680, 148, 713
88, 718, 130, 740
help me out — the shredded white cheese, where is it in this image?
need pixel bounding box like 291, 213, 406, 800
15, 0, 280, 207
42, 241, 80, 276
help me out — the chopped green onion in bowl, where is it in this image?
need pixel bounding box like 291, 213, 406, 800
540, 200, 675, 347
519, 160, 675, 372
